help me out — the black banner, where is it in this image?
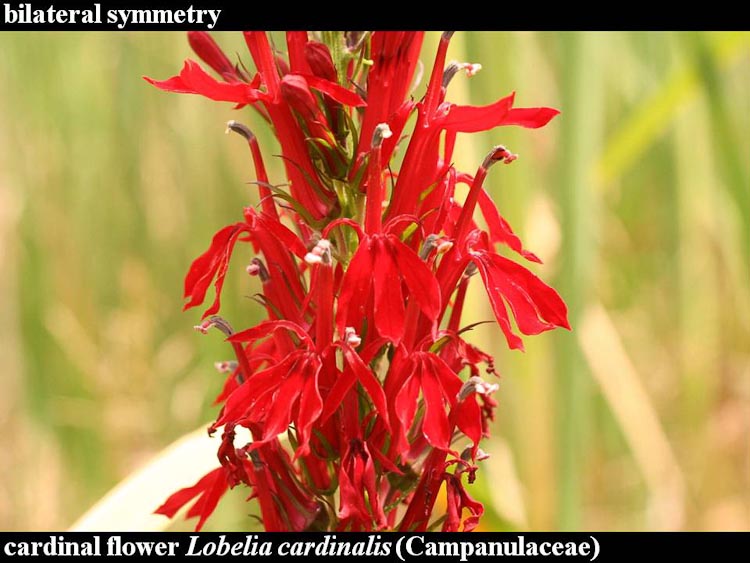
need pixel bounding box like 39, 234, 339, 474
0, 532, 748, 561
0, 1, 743, 30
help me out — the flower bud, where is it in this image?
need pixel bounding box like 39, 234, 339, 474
305, 41, 337, 82
280, 74, 319, 120
188, 32, 237, 81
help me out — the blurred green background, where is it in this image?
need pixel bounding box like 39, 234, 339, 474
0, 31, 748, 531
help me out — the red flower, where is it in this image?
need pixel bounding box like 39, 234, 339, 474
334, 228, 441, 344
470, 242, 571, 350
337, 438, 387, 530
212, 321, 323, 457
182, 222, 247, 318
443, 472, 485, 532
435, 146, 570, 351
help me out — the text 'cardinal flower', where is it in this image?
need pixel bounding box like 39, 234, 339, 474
146, 30, 568, 532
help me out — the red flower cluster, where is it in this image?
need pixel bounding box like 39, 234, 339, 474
147, 31, 569, 532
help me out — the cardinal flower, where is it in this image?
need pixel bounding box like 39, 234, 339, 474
146, 31, 568, 533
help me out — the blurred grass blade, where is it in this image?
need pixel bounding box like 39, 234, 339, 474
683, 33, 750, 275
69, 424, 219, 531
596, 32, 749, 187
579, 303, 686, 530
555, 31, 602, 530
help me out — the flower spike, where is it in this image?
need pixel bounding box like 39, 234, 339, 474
148, 31, 566, 533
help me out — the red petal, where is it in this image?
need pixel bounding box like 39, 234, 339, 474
457, 482, 484, 532
372, 238, 405, 343
155, 467, 228, 532
294, 361, 324, 457
322, 217, 365, 240
441, 475, 484, 532
490, 252, 571, 331
472, 250, 570, 349
229, 319, 311, 347
382, 100, 416, 165
391, 376, 419, 453
256, 212, 307, 259
242, 209, 307, 306
390, 235, 441, 323
487, 266, 557, 335
143, 73, 194, 95
320, 365, 356, 424
286, 32, 311, 75
213, 366, 241, 405
502, 106, 560, 129
426, 353, 463, 400
394, 371, 420, 454
183, 223, 246, 317
335, 238, 374, 336
383, 214, 422, 238
357, 32, 424, 161
420, 365, 451, 450
362, 444, 387, 527
369, 444, 403, 475
280, 74, 322, 121
201, 240, 244, 319
243, 32, 280, 99
337, 462, 368, 523
471, 254, 525, 351
476, 187, 542, 263
443, 476, 461, 532
214, 353, 298, 428
343, 345, 390, 428
453, 397, 483, 452
441, 92, 515, 133
303, 74, 366, 107
442, 91, 559, 133
144, 60, 260, 105
184, 224, 236, 302
262, 364, 305, 438
185, 470, 232, 532
359, 336, 389, 364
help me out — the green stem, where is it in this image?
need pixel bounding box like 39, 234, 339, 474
321, 31, 347, 86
